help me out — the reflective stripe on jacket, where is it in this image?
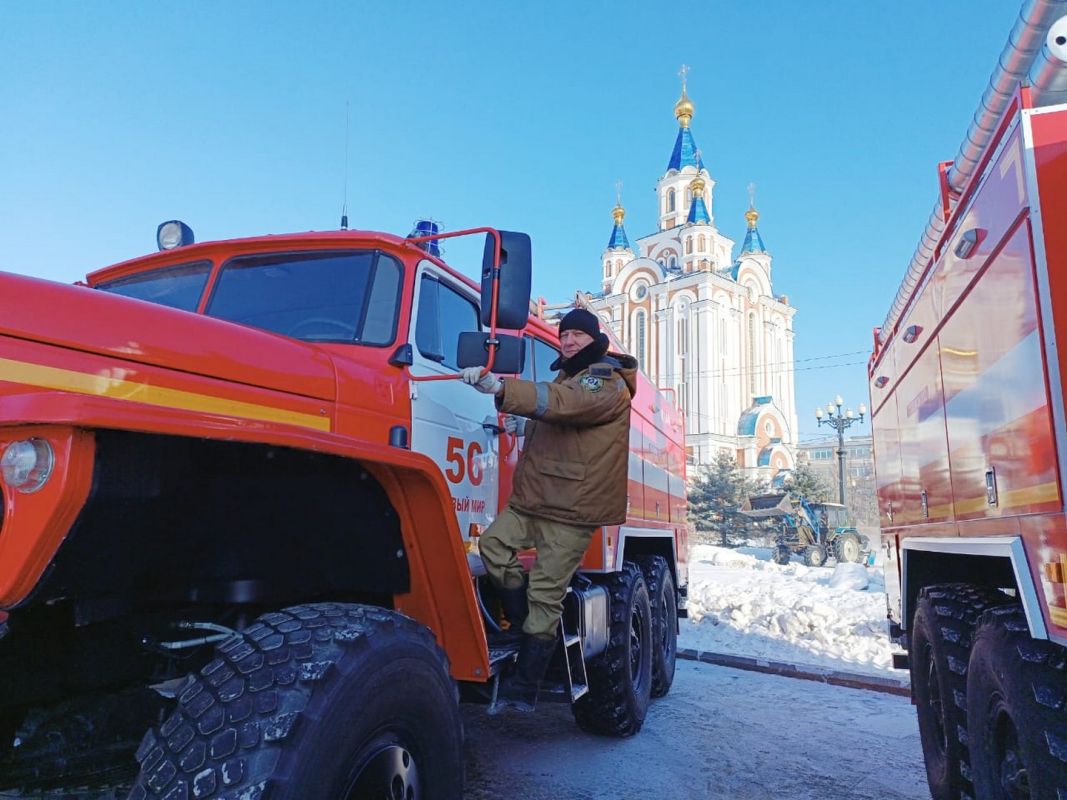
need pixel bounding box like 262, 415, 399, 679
497, 353, 637, 526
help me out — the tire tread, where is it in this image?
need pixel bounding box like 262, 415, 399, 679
911, 583, 1011, 800
571, 563, 652, 737
968, 604, 1067, 799
126, 603, 456, 800
632, 555, 677, 699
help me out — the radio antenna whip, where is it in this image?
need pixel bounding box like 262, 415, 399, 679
340, 101, 350, 230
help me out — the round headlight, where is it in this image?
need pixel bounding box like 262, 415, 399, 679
1, 439, 55, 493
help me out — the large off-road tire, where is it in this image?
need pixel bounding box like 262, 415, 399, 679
802, 545, 827, 567
910, 584, 1010, 800
126, 603, 463, 800
633, 555, 677, 698
773, 546, 792, 565
832, 531, 864, 564
572, 562, 652, 737
967, 604, 1067, 800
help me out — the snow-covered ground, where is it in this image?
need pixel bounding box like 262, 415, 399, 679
679, 538, 904, 681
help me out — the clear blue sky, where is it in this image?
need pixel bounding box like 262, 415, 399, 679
1, 1, 1019, 443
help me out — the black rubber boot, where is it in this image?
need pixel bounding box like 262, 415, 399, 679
497, 586, 528, 639
490, 634, 557, 714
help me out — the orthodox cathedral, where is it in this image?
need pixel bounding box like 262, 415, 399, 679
584, 78, 798, 480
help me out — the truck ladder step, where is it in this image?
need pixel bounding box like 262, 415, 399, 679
487, 643, 520, 677
559, 592, 589, 704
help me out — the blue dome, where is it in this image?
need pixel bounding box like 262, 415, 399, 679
741, 226, 767, 254
607, 222, 631, 250
687, 196, 710, 225
737, 396, 774, 436
667, 127, 704, 172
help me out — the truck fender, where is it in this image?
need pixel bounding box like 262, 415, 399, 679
901, 536, 1050, 642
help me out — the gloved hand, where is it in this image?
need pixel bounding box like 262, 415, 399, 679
503, 414, 526, 436
460, 366, 503, 395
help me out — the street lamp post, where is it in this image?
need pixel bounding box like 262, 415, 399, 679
815, 395, 867, 506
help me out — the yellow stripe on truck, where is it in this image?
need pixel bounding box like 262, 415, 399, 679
0, 357, 331, 432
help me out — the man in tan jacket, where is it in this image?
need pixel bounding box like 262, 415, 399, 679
461, 308, 637, 712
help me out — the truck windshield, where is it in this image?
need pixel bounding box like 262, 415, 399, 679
96, 261, 212, 311
206, 250, 401, 345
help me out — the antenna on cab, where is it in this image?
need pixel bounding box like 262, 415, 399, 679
340, 101, 350, 230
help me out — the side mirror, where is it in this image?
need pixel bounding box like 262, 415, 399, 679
481, 231, 532, 330
456, 332, 526, 374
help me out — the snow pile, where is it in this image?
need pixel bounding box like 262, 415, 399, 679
828, 562, 870, 591
680, 544, 899, 678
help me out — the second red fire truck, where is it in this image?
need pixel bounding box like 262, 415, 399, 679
870, 5, 1067, 799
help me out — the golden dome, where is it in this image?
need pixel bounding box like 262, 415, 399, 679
674, 90, 694, 128
612, 204, 625, 224
745, 205, 759, 228
689, 176, 706, 193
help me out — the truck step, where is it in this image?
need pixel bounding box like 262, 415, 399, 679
559, 591, 589, 706
488, 644, 520, 676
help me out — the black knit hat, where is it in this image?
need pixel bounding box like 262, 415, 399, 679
559, 308, 601, 339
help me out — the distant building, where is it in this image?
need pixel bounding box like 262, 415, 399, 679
580, 76, 798, 482
796, 434, 878, 525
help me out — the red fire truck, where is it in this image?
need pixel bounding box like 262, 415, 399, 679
0, 221, 687, 798
869, 7, 1067, 800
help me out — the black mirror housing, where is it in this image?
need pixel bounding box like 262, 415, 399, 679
481, 231, 532, 330
456, 332, 526, 374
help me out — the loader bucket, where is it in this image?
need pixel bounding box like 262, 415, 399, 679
739, 492, 794, 519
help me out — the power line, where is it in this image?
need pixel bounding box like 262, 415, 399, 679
661, 348, 867, 375
691, 359, 867, 379
657, 359, 867, 383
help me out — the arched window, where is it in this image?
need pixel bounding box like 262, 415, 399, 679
685, 237, 693, 255
615, 259, 623, 270
666, 189, 676, 213
685, 188, 692, 206
697, 235, 706, 251
603, 261, 610, 278
748, 312, 758, 396
635, 309, 647, 373
669, 255, 677, 268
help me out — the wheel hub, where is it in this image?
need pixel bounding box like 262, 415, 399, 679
925, 645, 947, 753
629, 605, 645, 692
345, 740, 421, 800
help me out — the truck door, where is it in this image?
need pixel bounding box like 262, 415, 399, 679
408, 262, 499, 542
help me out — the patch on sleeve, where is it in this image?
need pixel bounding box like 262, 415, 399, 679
590, 365, 614, 378
579, 375, 604, 393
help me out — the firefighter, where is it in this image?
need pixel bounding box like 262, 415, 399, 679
461, 308, 637, 712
